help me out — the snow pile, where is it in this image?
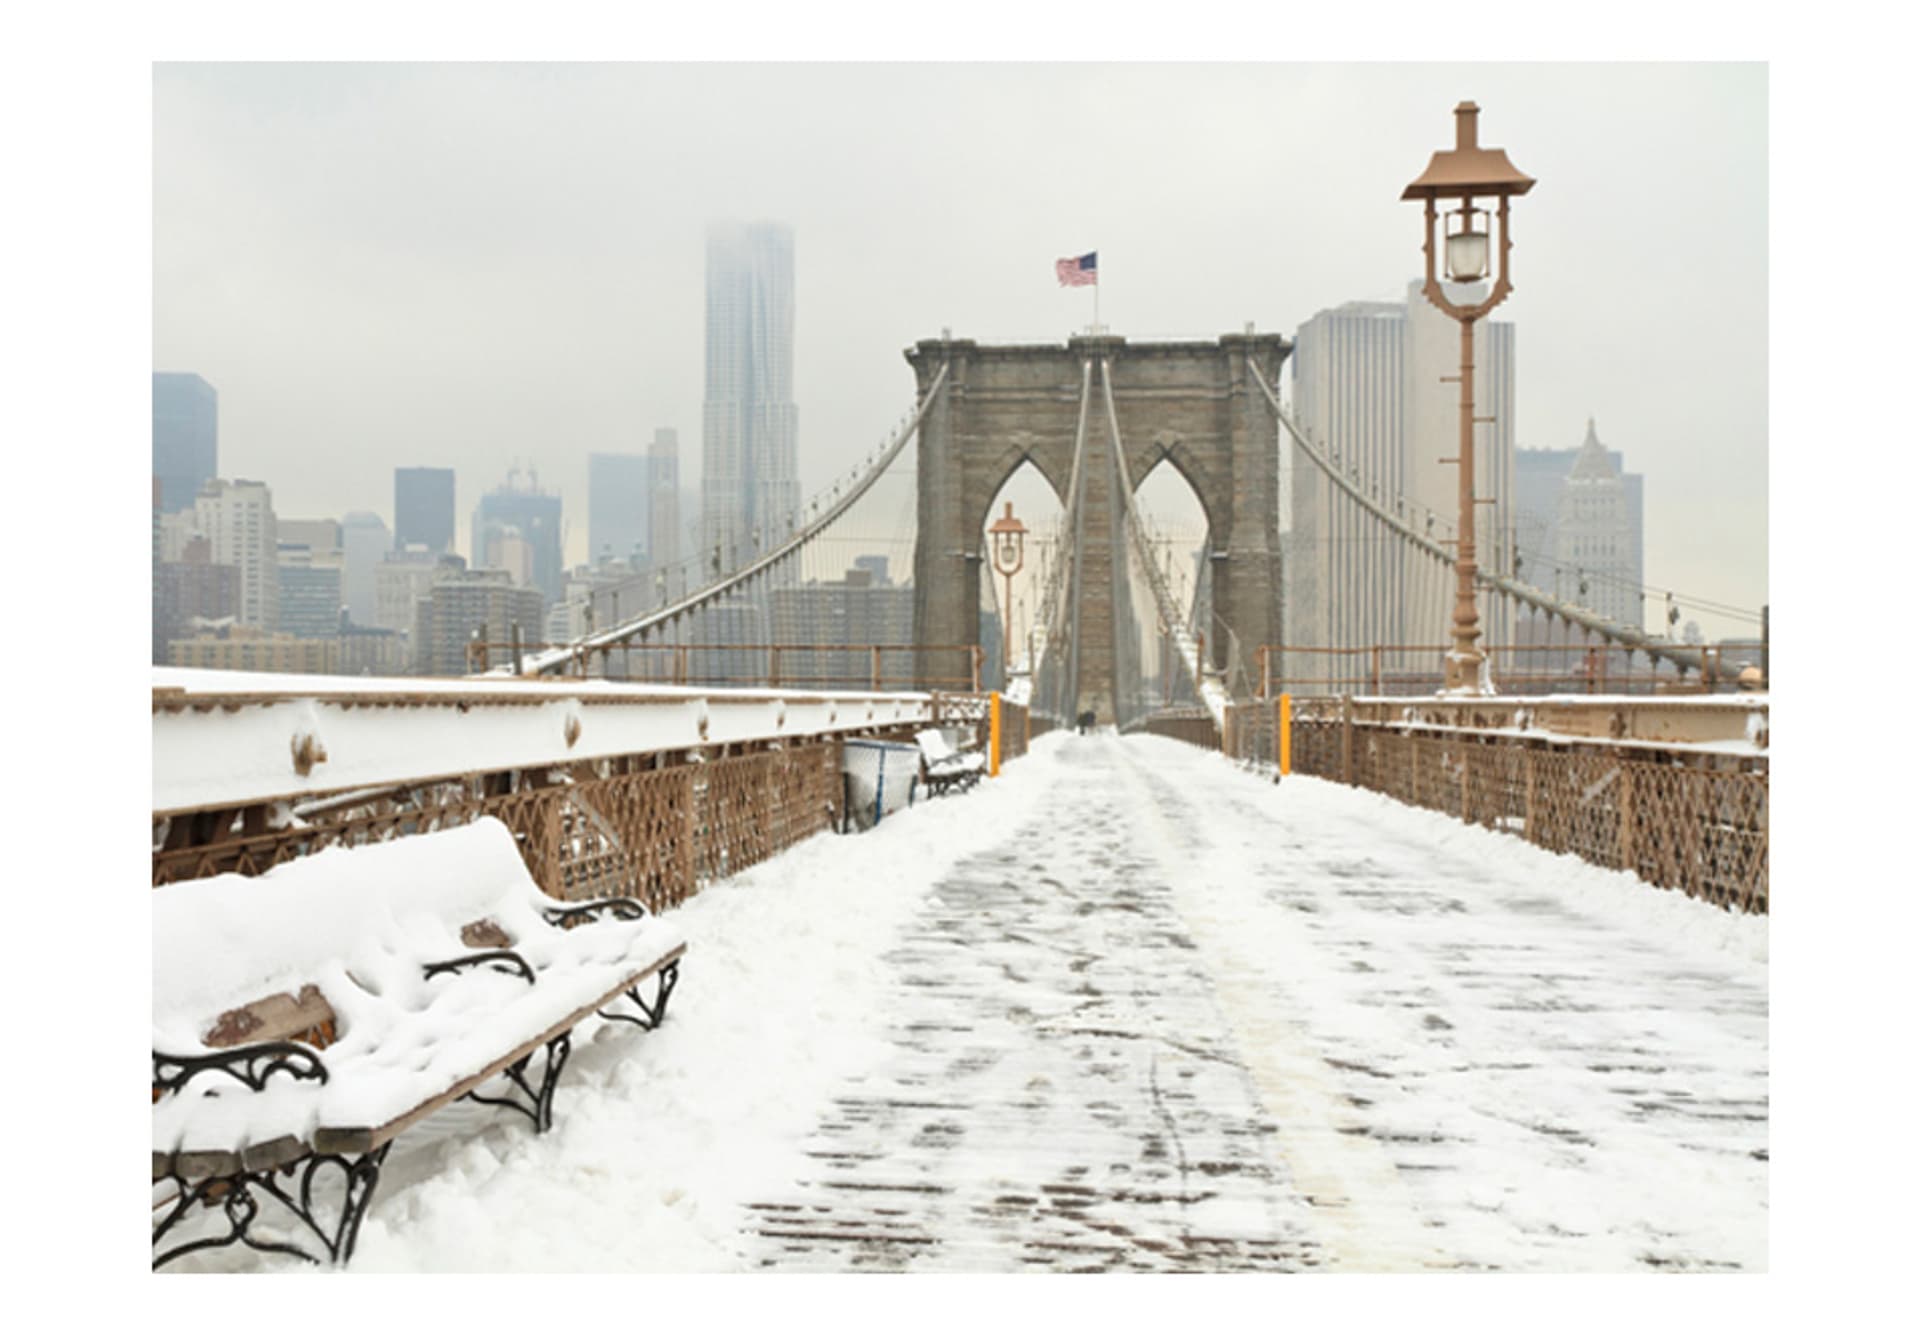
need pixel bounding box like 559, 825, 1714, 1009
164, 733, 1764, 1272
155, 819, 686, 1161
331, 754, 1069, 1272
1123, 734, 1766, 1271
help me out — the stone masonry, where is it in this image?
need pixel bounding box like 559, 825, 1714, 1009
908, 334, 1290, 722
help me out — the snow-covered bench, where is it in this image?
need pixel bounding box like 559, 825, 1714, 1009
151, 817, 686, 1268
916, 727, 987, 795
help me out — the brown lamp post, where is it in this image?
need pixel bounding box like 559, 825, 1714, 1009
988, 502, 1029, 677
1403, 101, 1535, 694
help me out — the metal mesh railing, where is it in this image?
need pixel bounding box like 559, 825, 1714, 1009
153, 739, 845, 909
1126, 707, 1221, 751
1291, 711, 1767, 914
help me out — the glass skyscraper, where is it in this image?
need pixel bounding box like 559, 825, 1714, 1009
394, 467, 456, 555
153, 372, 218, 514
472, 477, 564, 607
589, 452, 652, 570
1287, 281, 1517, 659
701, 222, 798, 576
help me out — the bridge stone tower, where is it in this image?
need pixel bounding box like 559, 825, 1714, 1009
908, 332, 1290, 721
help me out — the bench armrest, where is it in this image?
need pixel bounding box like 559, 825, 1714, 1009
543, 897, 650, 929
422, 950, 535, 985
153, 1041, 331, 1097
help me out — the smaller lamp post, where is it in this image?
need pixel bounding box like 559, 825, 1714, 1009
1403, 100, 1535, 694
988, 502, 1029, 679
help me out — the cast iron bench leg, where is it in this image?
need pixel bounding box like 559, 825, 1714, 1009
598, 959, 681, 1032
152, 1144, 392, 1270
464, 1031, 573, 1134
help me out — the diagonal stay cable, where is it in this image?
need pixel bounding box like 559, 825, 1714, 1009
1034, 358, 1094, 719
523, 362, 953, 676
1100, 358, 1227, 730
1242, 365, 1722, 678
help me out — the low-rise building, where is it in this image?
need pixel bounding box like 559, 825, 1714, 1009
169, 623, 340, 674
337, 622, 409, 676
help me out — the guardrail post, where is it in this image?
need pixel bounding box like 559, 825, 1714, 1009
1618, 763, 1637, 872
871, 645, 883, 691
1260, 646, 1271, 700
989, 692, 1002, 777
1372, 644, 1383, 695
972, 645, 983, 693
1460, 743, 1473, 824
1278, 693, 1292, 777
511, 622, 524, 676
769, 645, 782, 690
1340, 694, 1354, 786
1523, 746, 1537, 843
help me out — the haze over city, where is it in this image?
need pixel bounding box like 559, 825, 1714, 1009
154, 61, 1766, 639
35, 14, 1913, 1292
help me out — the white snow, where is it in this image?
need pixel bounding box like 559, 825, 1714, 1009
159, 731, 1766, 1273
153, 667, 936, 814
154, 819, 686, 1158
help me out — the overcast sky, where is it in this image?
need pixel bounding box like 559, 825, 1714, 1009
153, 61, 1767, 637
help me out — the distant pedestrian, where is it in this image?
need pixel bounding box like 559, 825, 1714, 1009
1077, 710, 1095, 735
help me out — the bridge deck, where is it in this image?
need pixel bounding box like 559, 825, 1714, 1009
168, 732, 1767, 1273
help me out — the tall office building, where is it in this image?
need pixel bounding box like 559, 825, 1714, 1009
154, 546, 238, 663
770, 564, 915, 689
1513, 420, 1645, 630
1287, 280, 1516, 664
701, 223, 798, 575
588, 452, 651, 570
153, 373, 218, 514
192, 478, 279, 631
648, 428, 682, 576
394, 467, 456, 555
413, 567, 546, 677
276, 546, 345, 640
340, 511, 392, 627
472, 471, 564, 606
375, 548, 452, 636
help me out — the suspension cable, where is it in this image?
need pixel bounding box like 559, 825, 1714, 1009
1242, 366, 1729, 677
1101, 358, 1226, 730
521, 362, 952, 676
1034, 359, 1094, 720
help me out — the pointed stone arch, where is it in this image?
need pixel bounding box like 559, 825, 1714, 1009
908, 332, 1290, 720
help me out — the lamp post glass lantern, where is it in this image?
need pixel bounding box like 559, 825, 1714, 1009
1403, 100, 1534, 694
987, 501, 1029, 680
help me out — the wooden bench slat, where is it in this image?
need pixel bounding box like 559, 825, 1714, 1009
203, 984, 337, 1050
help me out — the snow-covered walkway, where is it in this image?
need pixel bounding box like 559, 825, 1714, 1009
172, 731, 1767, 1273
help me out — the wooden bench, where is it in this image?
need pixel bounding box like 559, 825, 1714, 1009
151, 817, 686, 1268
916, 727, 986, 795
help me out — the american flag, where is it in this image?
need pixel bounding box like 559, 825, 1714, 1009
1055, 252, 1098, 287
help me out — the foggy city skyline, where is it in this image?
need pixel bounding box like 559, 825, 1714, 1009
153, 61, 1767, 639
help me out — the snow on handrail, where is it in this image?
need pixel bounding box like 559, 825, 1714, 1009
151, 668, 939, 816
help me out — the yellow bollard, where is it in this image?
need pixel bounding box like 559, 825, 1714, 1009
1278, 692, 1292, 776
989, 692, 1003, 777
